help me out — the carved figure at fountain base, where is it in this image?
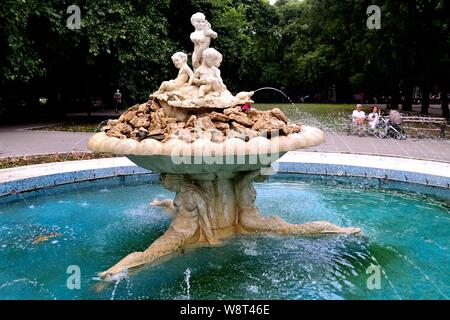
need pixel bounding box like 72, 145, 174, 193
98, 171, 361, 279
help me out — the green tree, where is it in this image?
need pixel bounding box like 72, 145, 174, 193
0, 0, 448, 116
0, 0, 176, 112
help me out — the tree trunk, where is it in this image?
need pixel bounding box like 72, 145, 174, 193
391, 93, 399, 109
402, 82, 413, 111
421, 87, 430, 115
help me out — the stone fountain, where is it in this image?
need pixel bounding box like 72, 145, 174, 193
88, 12, 360, 278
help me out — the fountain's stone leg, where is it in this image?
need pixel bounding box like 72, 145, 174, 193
99, 171, 360, 278
235, 171, 362, 235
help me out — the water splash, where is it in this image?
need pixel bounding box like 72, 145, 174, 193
367, 252, 403, 300
253, 87, 325, 129
15, 191, 34, 209
62, 119, 108, 163
253, 87, 296, 107
182, 268, 191, 299
110, 279, 121, 300
0, 278, 39, 290
385, 245, 449, 299
108, 269, 130, 300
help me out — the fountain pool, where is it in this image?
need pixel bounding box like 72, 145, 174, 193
0, 174, 448, 300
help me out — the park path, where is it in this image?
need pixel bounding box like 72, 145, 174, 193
309, 132, 450, 162
0, 124, 92, 158
0, 124, 449, 162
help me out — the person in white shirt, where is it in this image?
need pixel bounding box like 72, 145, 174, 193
351, 104, 366, 136
367, 106, 380, 130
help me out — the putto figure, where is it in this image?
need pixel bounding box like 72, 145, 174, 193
155, 52, 194, 94
190, 12, 217, 70
192, 48, 227, 97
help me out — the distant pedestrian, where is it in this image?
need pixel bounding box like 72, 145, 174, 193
113, 89, 122, 114
96, 97, 103, 111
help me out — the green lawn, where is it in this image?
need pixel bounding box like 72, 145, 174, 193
254, 103, 369, 131
255, 103, 369, 114
254, 103, 448, 137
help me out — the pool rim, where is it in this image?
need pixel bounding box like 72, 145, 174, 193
0, 151, 449, 198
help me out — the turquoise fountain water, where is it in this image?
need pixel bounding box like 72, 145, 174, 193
0, 176, 448, 300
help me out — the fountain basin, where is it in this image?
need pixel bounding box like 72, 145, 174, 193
87, 125, 324, 174
126, 154, 282, 174
0, 170, 448, 300
88, 126, 325, 157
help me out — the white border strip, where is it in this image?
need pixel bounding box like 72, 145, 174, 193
280, 152, 450, 178
0, 152, 449, 194
0, 158, 135, 183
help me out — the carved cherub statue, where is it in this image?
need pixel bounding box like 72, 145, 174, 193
99, 174, 219, 278
155, 52, 194, 94
190, 12, 217, 70
190, 48, 227, 98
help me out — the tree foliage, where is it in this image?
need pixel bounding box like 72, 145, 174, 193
0, 0, 448, 115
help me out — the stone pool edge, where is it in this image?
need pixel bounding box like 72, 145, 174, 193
0, 152, 449, 197
275, 151, 450, 189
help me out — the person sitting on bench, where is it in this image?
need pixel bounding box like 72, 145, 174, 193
368, 105, 380, 130
352, 104, 366, 136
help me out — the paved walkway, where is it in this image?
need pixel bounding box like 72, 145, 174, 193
0, 124, 92, 158
0, 124, 449, 162
308, 132, 450, 162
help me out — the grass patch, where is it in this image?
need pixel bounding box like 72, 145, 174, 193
0, 152, 116, 169
254, 104, 448, 137
254, 103, 370, 114
254, 103, 370, 132
32, 122, 104, 133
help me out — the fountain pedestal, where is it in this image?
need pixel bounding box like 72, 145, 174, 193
192, 173, 240, 239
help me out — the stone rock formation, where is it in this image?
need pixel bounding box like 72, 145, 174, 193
99, 99, 302, 144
